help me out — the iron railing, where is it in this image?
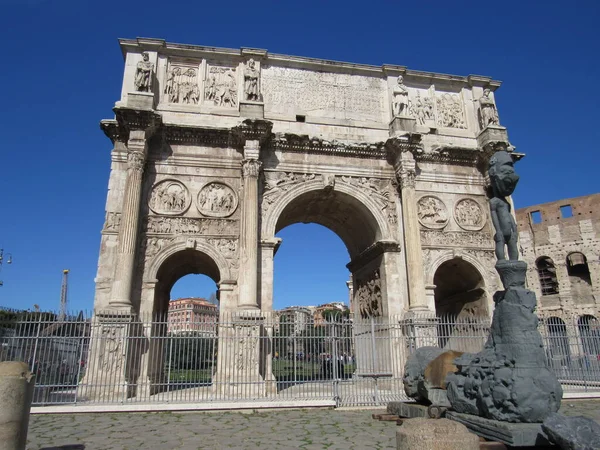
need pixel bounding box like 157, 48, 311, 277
0, 310, 599, 408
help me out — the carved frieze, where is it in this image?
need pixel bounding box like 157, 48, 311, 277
417, 196, 448, 229
204, 66, 238, 108
454, 198, 486, 231
149, 180, 190, 216
104, 212, 121, 232
197, 182, 238, 218
164, 65, 200, 105
355, 269, 382, 319
462, 248, 500, 293
436, 93, 466, 129
207, 238, 238, 259
339, 176, 398, 224
261, 171, 316, 211
146, 216, 238, 236
421, 230, 493, 249
145, 237, 172, 260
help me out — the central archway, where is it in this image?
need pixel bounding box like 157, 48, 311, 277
262, 181, 403, 381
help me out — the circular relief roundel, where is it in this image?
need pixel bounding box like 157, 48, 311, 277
197, 182, 238, 218
149, 180, 191, 216
417, 195, 449, 229
454, 198, 486, 231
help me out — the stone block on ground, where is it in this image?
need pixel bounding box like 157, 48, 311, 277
542, 412, 600, 450
424, 350, 463, 389
388, 401, 429, 419
0, 361, 35, 450
396, 418, 479, 450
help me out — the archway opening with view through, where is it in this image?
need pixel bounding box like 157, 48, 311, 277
433, 257, 488, 352
147, 249, 222, 394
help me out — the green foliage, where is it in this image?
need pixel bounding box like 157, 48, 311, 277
167, 334, 216, 371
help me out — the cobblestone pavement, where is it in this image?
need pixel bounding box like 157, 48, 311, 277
27, 400, 600, 450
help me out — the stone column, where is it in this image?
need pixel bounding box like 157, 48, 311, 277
110, 129, 149, 310
395, 151, 428, 311
238, 140, 262, 309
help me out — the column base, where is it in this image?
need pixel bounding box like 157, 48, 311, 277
402, 311, 439, 349
78, 311, 134, 402
212, 312, 266, 399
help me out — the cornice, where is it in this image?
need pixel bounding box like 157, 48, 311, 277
100, 119, 124, 144
118, 37, 502, 87
347, 240, 401, 272
163, 124, 233, 147
271, 133, 387, 159
231, 119, 273, 145
419, 145, 481, 167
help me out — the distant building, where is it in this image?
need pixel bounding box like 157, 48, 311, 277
167, 298, 218, 335
275, 306, 313, 335
313, 302, 350, 325
516, 193, 600, 358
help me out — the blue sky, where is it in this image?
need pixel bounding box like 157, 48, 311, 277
0, 0, 598, 312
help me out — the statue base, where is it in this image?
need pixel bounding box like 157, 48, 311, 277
389, 116, 416, 135
240, 101, 264, 119
495, 259, 527, 289
126, 92, 154, 110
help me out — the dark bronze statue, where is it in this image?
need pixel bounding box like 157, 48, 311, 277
488, 151, 519, 261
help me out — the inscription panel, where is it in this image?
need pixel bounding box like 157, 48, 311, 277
262, 66, 386, 123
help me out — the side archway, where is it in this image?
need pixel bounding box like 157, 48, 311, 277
145, 240, 234, 315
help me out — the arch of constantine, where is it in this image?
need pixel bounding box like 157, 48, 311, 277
82, 37, 517, 401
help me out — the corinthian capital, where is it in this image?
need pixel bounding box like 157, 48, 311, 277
242, 159, 262, 178
394, 150, 416, 190
399, 169, 416, 189
127, 150, 145, 173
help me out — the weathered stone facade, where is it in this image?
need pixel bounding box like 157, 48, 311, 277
84, 37, 517, 399
516, 193, 600, 319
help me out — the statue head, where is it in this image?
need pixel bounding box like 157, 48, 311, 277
248, 58, 255, 68
397, 75, 404, 85
141, 52, 149, 61
488, 151, 519, 197
483, 88, 491, 98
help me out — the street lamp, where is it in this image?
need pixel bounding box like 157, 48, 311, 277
0, 248, 13, 286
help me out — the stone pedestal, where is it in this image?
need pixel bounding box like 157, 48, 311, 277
240, 101, 264, 119
0, 362, 34, 450
78, 312, 133, 402
403, 312, 439, 350
396, 418, 479, 450
213, 311, 266, 399
389, 116, 416, 135
476, 124, 509, 150
126, 91, 154, 110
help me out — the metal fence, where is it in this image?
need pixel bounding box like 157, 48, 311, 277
0, 310, 599, 409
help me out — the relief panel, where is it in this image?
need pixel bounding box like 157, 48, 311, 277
204, 65, 238, 108
197, 182, 238, 218
435, 92, 467, 129
355, 269, 382, 319
417, 195, 448, 229
149, 180, 191, 216
164, 63, 200, 105
454, 198, 486, 231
